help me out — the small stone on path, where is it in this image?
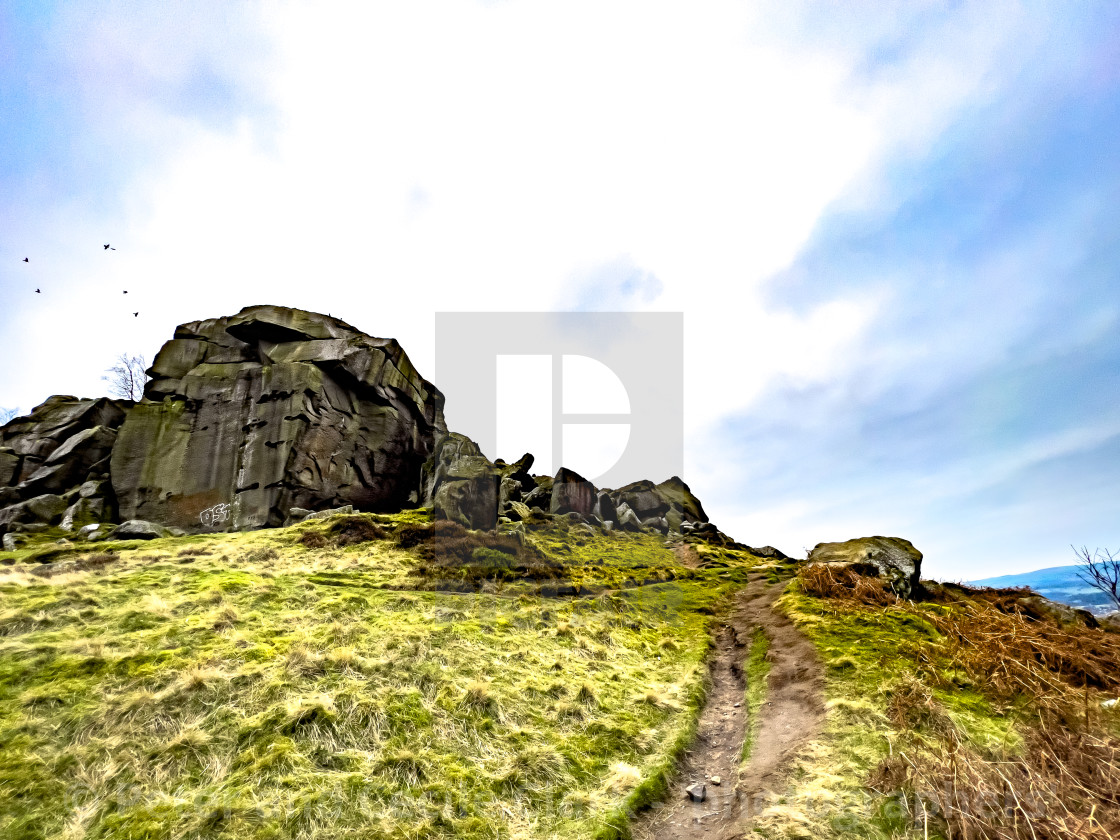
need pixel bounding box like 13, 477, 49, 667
686, 783, 706, 802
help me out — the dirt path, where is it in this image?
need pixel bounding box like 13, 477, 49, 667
632, 572, 825, 839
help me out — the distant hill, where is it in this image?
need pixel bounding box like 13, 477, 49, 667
967, 564, 1117, 616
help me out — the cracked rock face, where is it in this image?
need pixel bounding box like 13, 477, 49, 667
0, 396, 129, 537
111, 305, 446, 531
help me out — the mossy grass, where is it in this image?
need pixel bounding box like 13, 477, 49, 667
740, 626, 770, 763
0, 512, 759, 839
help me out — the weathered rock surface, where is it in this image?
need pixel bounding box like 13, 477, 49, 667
550, 467, 596, 517
807, 536, 923, 595
0, 397, 128, 538
109, 520, 171, 540
300, 505, 355, 522
605, 476, 708, 532
423, 433, 499, 530
111, 305, 446, 531
744, 545, 792, 561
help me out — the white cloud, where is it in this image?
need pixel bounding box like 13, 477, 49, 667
6, 1, 1110, 583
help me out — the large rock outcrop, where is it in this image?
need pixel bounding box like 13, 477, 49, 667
0, 305, 737, 550
0, 396, 129, 539
111, 305, 446, 531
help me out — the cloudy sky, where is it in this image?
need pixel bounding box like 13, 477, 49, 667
2, 1, 1117, 579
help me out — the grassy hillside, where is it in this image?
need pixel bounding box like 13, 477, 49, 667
0, 512, 757, 840
4, 516, 1120, 839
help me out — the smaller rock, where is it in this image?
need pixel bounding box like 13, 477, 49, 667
76, 524, 101, 541
748, 545, 792, 560
522, 484, 551, 510
709, 775, 721, 786
109, 520, 172, 540
594, 491, 618, 525
2, 533, 20, 552
616, 503, 643, 532
302, 505, 355, 522
685, 782, 706, 803
24, 493, 69, 525
78, 480, 104, 499
507, 501, 532, 521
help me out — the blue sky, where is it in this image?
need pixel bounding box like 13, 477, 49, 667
1, 1, 1117, 579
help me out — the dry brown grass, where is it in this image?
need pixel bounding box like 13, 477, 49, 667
797, 563, 1120, 839
871, 715, 1120, 840
798, 562, 899, 606
923, 598, 1120, 697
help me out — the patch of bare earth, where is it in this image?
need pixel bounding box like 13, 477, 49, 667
633, 573, 825, 839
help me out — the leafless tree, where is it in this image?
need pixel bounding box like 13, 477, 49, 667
103, 353, 148, 401
1073, 545, 1120, 613
0, 407, 19, 425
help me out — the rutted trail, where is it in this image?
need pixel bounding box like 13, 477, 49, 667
634, 572, 825, 839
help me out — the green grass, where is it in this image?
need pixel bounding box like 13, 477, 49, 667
740, 626, 770, 763
0, 512, 760, 840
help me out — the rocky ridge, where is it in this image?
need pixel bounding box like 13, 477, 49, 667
420, 430, 722, 541
0, 305, 744, 548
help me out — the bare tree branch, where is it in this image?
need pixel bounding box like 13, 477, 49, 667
1073, 544, 1120, 613
102, 353, 148, 401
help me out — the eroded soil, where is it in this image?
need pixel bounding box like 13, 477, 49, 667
633, 572, 825, 839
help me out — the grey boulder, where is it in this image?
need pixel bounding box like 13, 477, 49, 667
807, 536, 923, 596
423, 433, 499, 530
109, 520, 172, 540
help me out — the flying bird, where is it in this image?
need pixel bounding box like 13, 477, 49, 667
133, 312, 139, 317
103, 244, 115, 250
35, 288, 40, 294
123, 290, 128, 294
23, 257, 29, 262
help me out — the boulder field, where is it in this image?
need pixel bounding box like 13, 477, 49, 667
420, 431, 716, 538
